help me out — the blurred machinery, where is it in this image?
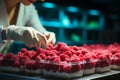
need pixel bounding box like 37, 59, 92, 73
34, 2, 105, 45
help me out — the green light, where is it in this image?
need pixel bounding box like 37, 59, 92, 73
71, 33, 81, 42
88, 21, 98, 29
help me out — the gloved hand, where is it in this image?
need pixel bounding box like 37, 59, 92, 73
6, 25, 47, 48
44, 31, 56, 45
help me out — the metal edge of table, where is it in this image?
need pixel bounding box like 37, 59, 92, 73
0, 70, 120, 80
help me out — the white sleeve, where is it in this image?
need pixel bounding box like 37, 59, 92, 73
0, 25, 3, 42
25, 4, 47, 34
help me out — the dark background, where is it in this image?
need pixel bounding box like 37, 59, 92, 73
46, 0, 120, 14
34, 0, 120, 45
45, 0, 120, 29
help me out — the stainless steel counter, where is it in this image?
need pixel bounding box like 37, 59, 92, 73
0, 70, 120, 80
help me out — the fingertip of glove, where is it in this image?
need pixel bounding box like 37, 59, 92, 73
40, 44, 46, 49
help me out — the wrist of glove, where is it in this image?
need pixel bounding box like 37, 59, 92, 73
6, 25, 47, 48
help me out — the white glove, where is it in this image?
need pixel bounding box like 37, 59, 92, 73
44, 31, 56, 45
6, 25, 47, 48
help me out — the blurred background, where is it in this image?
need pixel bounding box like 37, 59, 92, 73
34, 0, 120, 46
